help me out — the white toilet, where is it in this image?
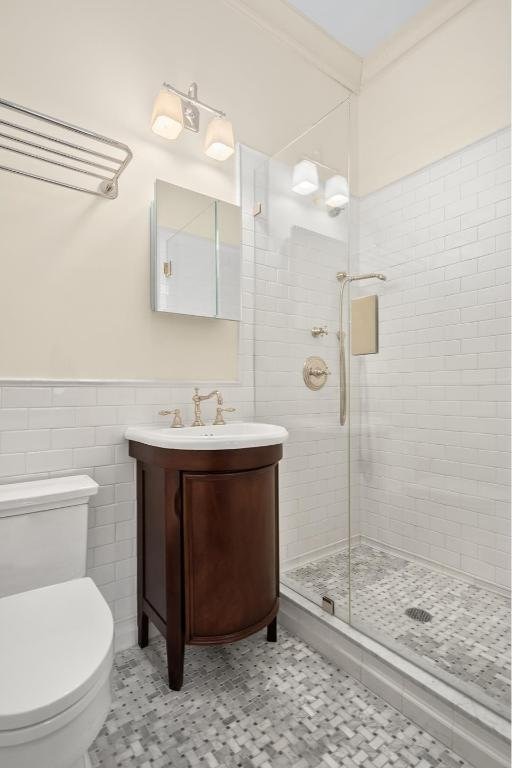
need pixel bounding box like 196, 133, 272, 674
0, 475, 113, 768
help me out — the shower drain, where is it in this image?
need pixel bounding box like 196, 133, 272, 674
405, 607, 432, 623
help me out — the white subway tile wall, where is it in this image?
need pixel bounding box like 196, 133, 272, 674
0, 381, 254, 647
351, 128, 511, 588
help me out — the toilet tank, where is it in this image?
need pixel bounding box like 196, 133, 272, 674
0, 475, 98, 598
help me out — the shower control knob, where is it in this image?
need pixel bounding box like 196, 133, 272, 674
303, 356, 330, 390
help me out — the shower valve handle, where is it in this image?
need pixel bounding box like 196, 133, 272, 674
303, 356, 330, 390
310, 366, 330, 377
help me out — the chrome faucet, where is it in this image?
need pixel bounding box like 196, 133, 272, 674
213, 404, 236, 425
191, 388, 219, 427
158, 408, 184, 428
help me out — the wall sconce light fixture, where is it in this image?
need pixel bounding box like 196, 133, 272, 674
151, 81, 235, 161
325, 174, 349, 208
292, 159, 319, 195
291, 155, 349, 212
151, 89, 184, 140
204, 116, 235, 161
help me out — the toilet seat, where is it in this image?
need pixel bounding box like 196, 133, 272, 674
0, 578, 113, 740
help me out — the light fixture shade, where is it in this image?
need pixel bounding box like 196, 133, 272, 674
151, 89, 184, 140
325, 174, 349, 208
292, 160, 319, 195
204, 117, 235, 161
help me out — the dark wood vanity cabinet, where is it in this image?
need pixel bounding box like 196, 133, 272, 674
129, 441, 282, 690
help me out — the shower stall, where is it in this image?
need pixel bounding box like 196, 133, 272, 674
252, 98, 511, 724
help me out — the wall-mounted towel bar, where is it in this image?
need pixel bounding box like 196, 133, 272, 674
0, 97, 132, 199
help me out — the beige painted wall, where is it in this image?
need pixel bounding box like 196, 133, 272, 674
357, 0, 510, 195
1, 0, 508, 378
0, 0, 347, 380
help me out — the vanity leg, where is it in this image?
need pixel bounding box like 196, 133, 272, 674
165, 469, 185, 691
267, 616, 277, 642
136, 462, 148, 649
167, 637, 185, 691
138, 612, 149, 648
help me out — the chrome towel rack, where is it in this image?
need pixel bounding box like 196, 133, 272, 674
0, 97, 132, 199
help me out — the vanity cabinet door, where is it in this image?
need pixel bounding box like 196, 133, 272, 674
183, 465, 278, 643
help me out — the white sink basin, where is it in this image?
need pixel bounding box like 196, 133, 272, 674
125, 422, 289, 451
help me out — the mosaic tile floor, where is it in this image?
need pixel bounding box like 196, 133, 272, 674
90, 629, 472, 768
284, 545, 511, 712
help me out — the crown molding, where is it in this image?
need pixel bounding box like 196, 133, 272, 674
222, 0, 362, 94
362, 0, 476, 85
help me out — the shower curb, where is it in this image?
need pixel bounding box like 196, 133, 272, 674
280, 586, 510, 768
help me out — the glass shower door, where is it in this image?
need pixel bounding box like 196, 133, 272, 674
250, 88, 511, 723
252, 100, 353, 622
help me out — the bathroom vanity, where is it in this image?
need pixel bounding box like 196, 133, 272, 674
126, 423, 287, 691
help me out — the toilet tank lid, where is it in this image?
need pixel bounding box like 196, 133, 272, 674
0, 475, 98, 517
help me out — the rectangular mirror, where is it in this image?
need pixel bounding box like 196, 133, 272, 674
150, 179, 241, 320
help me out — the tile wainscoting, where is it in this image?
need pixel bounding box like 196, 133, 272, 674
0, 380, 254, 649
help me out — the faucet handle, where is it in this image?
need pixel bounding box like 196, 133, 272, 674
158, 408, 184, 428
213, 406, 236, 426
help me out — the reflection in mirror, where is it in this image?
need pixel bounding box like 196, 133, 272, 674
216, 200, 241, 320
151, 180, 241, 320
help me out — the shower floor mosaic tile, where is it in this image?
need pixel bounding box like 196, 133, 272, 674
90, 629, 471, 768
284, 545, 511, 712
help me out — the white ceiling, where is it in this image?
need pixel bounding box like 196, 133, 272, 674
285, 0, 433, 57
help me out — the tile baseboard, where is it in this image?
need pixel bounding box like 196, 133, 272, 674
282, 534, 362, 571
361, 535, 511, 599
114, 617, 160, 653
